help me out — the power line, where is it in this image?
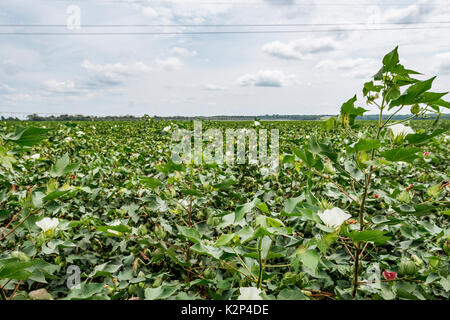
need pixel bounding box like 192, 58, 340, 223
0, 26, 449, 35
39, 0, 450, 6
1, 21, 450, 27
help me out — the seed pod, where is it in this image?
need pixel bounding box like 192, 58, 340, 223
399, 260, 417, 276
411, 254, 424, 267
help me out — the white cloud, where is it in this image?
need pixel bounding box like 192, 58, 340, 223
156, 57, 183, 71
264, 0, 295, 6
369, 0, 434, 23
1, 59, 22, 75
134, 0, 233, 25
170, 47, 197, 57
142, 6, 159, 18
262, 37, 338, 60
81, 60, 152, 77
315, 58, 380, 79
435, 52, 450, 74
0, 83, 15, 94
204, 84, 226, 91
236, 70, 298, 87
43, 80, 87, 95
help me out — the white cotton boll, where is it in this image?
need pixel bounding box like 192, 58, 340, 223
318, 207, 351, 228
36, 217, 59, 232
389, 123, 414, 138
237, 287, 263, 300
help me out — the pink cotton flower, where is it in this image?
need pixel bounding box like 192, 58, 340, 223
423, 151, 430, 157
382, 270, 397, 280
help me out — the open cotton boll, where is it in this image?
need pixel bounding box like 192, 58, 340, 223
389, 123, 414, 138
237, 287, 263, 300
318, 207, 351, 228
36, 217, 59, 232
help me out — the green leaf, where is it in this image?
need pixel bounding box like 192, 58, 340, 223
96, 224, 131, 237
234, 201, 255, 223
430, 99, 450, 109
393, 204, 435, 216
405, 129, 446, 145
363, 81, 383, 96
349, 230, 390, 245
177, 226, 201, 244
255, 202, 269, 214
417, 92, 448, 104
215, 234, 235, 247
180, 189, 203, 197
292, 147, 323, 170
213, 178, 237, 190
0, 146, 15, 170
296, 249, 320, 271
43, 190, 71, 202
65, 283, 108, 300
50, 153, 80, 177
381, 147, 421, 163
390, 77, 436, 108
277, 288, 309, 300
347, 138, 381, 153
190, 243, 223, 260
144, 285, 177, 300
140, 177, 162, 189
0, 260, 38, 280
382, 46, 399, 72
2, 126, 49, 147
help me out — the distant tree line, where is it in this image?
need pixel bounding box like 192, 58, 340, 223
0, 113, 448, 122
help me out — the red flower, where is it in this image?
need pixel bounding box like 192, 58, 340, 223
72, 174, 76, 180
423, 151, 430, 157
374, 193, 379, 198
382, 270, 397, 280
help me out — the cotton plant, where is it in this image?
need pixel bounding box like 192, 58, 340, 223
0, 127, 81, 300
291, 46, 448, 298
36, 217, 59, 240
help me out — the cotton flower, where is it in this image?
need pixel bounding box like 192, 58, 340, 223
76, 131, 85, 136
382, 270, 397, 280
389, 123, 414, 139
423, 151, 430, 157
237, 287, 262, 300
254, 121, 260, 126
163, 126, 171, 132
36, 217, 59, 232
30, 153, 40, 160
318, 207, 351, 229
64, 137, 73, 142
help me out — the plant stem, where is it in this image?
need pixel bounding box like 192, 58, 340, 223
352, 83, 386, 298
185, 195, 194, 283
257, 238, 263, 289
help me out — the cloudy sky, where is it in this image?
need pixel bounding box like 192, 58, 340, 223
0, 0, 449, 116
